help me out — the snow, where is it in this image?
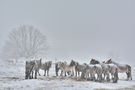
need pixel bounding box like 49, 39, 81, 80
0, 59, 135, 90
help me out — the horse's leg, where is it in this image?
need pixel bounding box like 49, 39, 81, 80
78, 71, 80, 76
56, 70, 58, 76
60, 70, 63, 76
47, 70, 49, 76
91, 73, 95, 81
38, 69, 41, 76
31, 71, 33, 79
127, 65, 132, 80
126, 72, 129, 80
129, 71, 132, 80
97, 74, 101, 82
45, 70, 47, 76
127, 71, 132, 80
102, 73, 105, 81
64, 71, 67, 77
126, 72, 132, 80
64, 71, 67, 76
75, 71, 77, 77
44, 70, 46, 76
100, 74, 102, 82
72, 70, 74, 76
35, 70, 37, 79
72, 68, 75, 76
113, 69, 118, 83
111, 72, 114, 80
55, 64, 59, 76
106, 73, 110, 82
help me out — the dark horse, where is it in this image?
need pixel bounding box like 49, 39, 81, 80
90, 59, 100, 64
25, 59, 42, 79
25, 61, 36, 79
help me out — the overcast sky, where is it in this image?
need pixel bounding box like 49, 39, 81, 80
0, 0, 135, 62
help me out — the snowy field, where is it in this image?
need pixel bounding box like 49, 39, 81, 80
0, 59, 135, 90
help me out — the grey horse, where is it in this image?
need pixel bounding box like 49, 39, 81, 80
106, 59, 132, 80
40, 61, 52, 76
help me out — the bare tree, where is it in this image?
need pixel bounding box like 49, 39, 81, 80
2, 25, 48, 60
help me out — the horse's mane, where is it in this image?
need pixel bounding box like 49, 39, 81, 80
107, 59, 119, 66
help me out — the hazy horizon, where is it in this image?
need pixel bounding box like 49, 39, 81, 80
0, 0, 135, 63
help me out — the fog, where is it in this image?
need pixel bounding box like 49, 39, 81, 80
0, 0, 135, 63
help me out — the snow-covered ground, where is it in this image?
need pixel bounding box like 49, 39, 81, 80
0, 59, 135, 90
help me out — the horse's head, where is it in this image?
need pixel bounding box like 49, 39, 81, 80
106, 59, 112, 64
90, 59, 100, 64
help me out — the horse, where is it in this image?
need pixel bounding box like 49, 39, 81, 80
69, 60, 83, 76
25, 61, 35, 79
58, 61, 75, 77
106, 59, 132, 80
31, 59, 42, 79
93, 64, 103, 82
108, 64, 119, 83
90, 59, 118, 82
81, 64, 96, 81
33, 59, 42, 76
100, 63, 110, 81
25, 58, 42, 79
90, 59, 100, 64
89, 59, 103, 82
75, 62, 87, 77
55, 61, 69, 76
40, 61, 52, 76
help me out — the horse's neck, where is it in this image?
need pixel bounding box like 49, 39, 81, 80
112, 61, 119, 66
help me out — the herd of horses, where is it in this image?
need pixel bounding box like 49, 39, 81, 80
25, 58, 132, 83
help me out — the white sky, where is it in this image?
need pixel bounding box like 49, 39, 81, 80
0, 0, 135, 62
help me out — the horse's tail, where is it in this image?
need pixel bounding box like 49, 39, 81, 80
127, 65, 132, 80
